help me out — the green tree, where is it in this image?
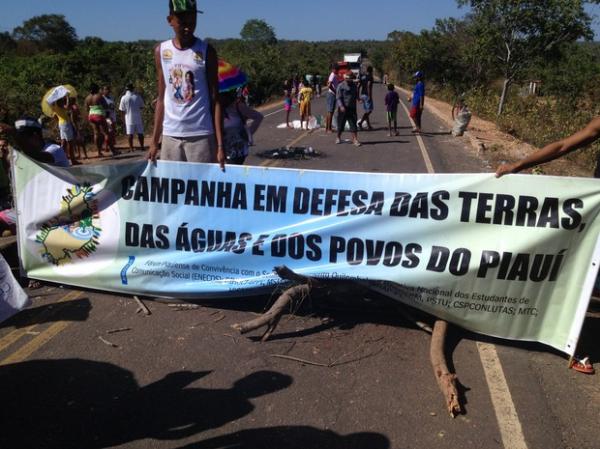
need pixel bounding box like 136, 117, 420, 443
240, 19, 277, 45
0, 32, 16, 55
457, 0, 599, 115
12, 14, 78, 53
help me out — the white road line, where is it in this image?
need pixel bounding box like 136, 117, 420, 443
397, 92, 435, 174
264, 108, 284, 117
396, 85, 528, 449
477, 343, 528, 449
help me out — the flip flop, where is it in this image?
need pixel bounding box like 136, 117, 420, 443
570, 357, 595, 374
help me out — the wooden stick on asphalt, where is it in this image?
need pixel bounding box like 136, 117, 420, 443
133, 295, 151, 316
430, 320, 462, 417
232, 284, 311, 341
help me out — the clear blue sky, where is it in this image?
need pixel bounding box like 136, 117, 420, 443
1, 0, 600, 42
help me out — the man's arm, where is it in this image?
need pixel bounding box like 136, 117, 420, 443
148, 45, 165, 162
206, 44, 225, 170
419, 83, 425, 109
496, 116, 600, 177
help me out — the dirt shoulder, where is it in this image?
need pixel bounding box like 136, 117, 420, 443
397, 86, 594, 178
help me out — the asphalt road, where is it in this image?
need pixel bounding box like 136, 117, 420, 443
1, 83, 599, 449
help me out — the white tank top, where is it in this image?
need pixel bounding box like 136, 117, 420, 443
160, 38, 214, 137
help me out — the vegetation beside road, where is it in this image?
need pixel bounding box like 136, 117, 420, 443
2, 2, 600, 171
377, 0, 600, 169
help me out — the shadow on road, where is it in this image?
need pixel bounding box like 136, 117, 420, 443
360, 140, 410, 146
576, 316, 600, 363
0, 359, 292, 449
0, 297, 91, 330
176, 426, 390, 449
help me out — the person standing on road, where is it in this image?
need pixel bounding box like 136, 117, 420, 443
358, 66, 374, 131
119, 83, 146, 152
408, 71, 425, 133
315, 73, 322, 97
383, 73, 389, 85
325, 64, 340, 133
148, 0, 224, 168
384, 83, 400, 137
68, 100, 88, 159
336, 72, 361, 147
221, 90, 263, 165
299, 82, 313, 130
50, 95, 79, 165
85, 83, 116, 157
283, 79, 293, 128
102, 85, 118, 150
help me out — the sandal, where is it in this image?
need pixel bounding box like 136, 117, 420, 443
570, 357, 595, 374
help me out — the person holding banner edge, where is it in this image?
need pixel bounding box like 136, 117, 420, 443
496, 116, 600, 374
495, 116, 600, 179
148, 0, 225, 170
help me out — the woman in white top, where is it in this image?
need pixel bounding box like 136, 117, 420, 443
220, 90, 263, 165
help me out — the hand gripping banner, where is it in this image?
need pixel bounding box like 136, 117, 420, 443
12, 153, 600, 354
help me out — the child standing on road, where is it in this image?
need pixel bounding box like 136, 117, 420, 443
299, 82, 313, 130
384, 83, 400, 137
283, 79, 293, 128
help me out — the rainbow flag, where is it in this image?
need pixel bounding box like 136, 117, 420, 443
218, 59, 248, 93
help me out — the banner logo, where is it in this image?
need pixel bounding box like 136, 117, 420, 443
35, 184, 102, 266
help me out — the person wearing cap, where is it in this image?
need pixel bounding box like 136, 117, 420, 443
12, 118, 70, 167
335, 72, 361, 147
408, 71, 425, 133
119, 83, 146, 152
358, 66, 374, 131
148, 0, 224, 169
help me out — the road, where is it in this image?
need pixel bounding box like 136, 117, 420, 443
1, 83, 599, 449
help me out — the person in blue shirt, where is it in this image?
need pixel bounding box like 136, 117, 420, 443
408, 71, 425, 133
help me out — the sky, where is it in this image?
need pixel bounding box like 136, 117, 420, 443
2, 0, 600, 42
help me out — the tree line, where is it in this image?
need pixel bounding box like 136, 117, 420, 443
1, 2, 600, 168
0, 15, 384, 128
378, 0, 600, 167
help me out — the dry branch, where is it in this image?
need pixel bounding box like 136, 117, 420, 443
133, 295, 151, 316
232, 284, 311, 341
430, 320, 461, 417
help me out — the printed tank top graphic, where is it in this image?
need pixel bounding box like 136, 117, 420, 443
160, 38, 214, 137
162, 46, 204, 105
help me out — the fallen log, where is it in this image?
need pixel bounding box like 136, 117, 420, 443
430, 320, 461, 417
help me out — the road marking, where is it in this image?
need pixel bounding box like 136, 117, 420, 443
396, 89, 528, 449
398, 96, 435, 174
0, 290, 83, 354
0, 320, 72, 366
264, 108, 284, 118
477, 343, 528, 449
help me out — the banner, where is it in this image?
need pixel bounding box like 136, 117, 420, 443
0, 253, 30, 324
12, 153, 600, 354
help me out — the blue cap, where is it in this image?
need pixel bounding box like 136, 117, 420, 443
413, 71, 423, 78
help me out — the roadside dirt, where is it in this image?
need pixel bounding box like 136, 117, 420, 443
419, 91, 594, 178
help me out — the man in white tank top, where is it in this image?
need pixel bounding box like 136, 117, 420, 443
148, 0, 224, 169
